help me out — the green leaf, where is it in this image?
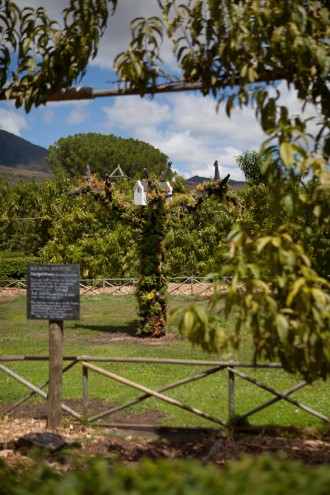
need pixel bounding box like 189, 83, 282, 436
276, 314, 289, 345
286, 278, 305, 306
280, 142, 296, 169
271, 236, 281, 248
21, 37, 31, 56
283, 195, 293, 214
313, 204, 321, 218
256, 236, 272, 253
183, 310, 195, 335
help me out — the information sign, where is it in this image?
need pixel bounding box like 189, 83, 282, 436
27, 264, 80, 320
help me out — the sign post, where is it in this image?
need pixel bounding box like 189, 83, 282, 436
27, 264, 80, 430
48, 319, 64, 430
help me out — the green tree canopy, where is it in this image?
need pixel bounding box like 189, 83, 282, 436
165, 194, 239, 276
0, 178, 59, 256
47, 133, 168, 179
40, 181, 137, 279
236, 150, 278, 186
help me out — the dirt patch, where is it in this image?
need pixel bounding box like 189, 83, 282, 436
1, 399, 330, 469
83, 328, 181, 345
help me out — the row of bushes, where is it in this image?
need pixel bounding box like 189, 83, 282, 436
0, 253, 39, 280
1, 455, 330, 495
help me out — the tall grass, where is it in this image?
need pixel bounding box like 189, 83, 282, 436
0, 294, 329, 428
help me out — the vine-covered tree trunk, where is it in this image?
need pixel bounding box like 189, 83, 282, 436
135, 194, 168, 337
68, 168, 230, 338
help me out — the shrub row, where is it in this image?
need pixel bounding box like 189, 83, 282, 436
1, 455, 330, 495
0, 255, 39, 280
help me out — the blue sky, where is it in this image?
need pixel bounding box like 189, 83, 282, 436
0, 1, 319, 181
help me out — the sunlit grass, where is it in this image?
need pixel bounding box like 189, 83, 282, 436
0, 294, 328, 428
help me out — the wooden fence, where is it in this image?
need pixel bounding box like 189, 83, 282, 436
0, 276, 232, 297
0, 356, 329, 430
1, 277, 328, 431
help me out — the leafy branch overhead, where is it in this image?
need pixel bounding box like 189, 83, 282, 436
115, 0, 329, 153
0, 0, 117, 111
2, 1, 329, 156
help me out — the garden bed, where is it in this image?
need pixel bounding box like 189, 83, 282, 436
1, 399, 330, 469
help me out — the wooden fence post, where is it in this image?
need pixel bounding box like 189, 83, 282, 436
48, 320, 64, 430
228, 368, 235, 422
83, 364, 89, 420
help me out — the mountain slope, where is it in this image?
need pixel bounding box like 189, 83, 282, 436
186, 175, 246, 190
0, 130, 50, 172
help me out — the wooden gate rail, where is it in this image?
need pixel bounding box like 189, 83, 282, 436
0, 280, 26, 292
168, 276, 211, 295
82, 361, 227, 426
0, 276, 231, 296
4, 359, 80, 416
0, 361, 81, 419
1, 356, 329, 429
227, 367, 330, 423
79, 278, 137, 296
87, 365, 227, 423
101, 278, 137, 296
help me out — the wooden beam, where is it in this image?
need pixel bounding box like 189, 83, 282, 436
0, 73, 281, 103
48, 320, 64, 430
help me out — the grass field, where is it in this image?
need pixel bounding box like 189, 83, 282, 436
0, 294, 329, 429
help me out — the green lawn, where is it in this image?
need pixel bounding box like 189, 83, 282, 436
0, 294, 329, 429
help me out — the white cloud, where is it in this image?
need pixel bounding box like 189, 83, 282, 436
42, 107, 55, 124
18, 1, 172, 70
102, 97, 172, 132
270, 81, 321, 140
99, 80, 321, 181
169, 92, 266, 148
92, 0, 177, 70
100, 92, 266, 180
15, 0, 63, 19
102, 96, 172, 144
0, 109, 28, 136
65, 107, 89, 125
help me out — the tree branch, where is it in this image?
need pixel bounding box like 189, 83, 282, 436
0, 72, 281, 103
191, 174, 230, 208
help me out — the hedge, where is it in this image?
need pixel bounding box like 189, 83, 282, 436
0, 455, 330, 495
0, 255, 39, 280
